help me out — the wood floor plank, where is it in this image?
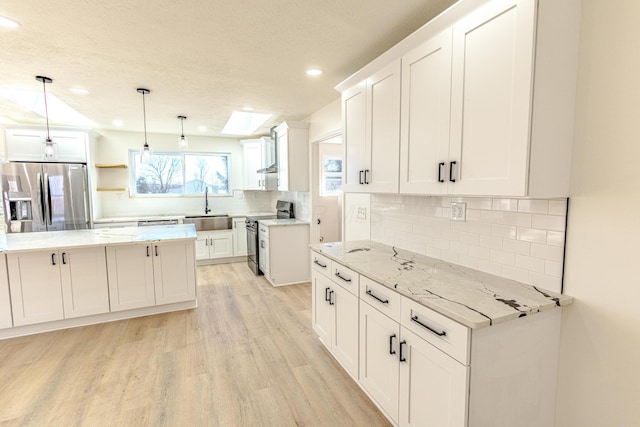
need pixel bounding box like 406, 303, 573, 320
0, 262, 390, 426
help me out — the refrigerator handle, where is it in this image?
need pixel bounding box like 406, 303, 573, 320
37, 172, 46, 224
44, 173, 52, 225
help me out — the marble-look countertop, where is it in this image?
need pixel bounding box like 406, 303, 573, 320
310, 240, 573, 329
93, 211, 275, 223
259, 219, 309, 227
0, 225, 197, 253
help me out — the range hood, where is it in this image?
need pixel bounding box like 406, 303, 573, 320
257, 163, 277, 174
256, 127, 278, 174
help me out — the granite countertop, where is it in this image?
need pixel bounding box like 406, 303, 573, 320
310, 240, 573, 329
0, 224, 197, 253
93, 211, 274, 223
259, 219, 309, 227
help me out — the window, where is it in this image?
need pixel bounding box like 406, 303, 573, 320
130, 151, 231, 196
321, 156, 342, 196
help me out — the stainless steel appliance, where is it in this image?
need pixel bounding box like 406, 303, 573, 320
0, 162, 90, 233
246, 200, 294, 275
137, 219, 179, 226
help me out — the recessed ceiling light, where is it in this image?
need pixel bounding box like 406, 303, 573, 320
0, 17, 20, 29
242, 106, 255, 112
69, 87, 89, 95
197, 125, 207, 132
306, 69, 323, 77
222, 111, 271, 136
112, 119, 124, 127
0, 89, 93, 126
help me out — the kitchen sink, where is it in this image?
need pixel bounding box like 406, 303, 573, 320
183, 215, 232, 231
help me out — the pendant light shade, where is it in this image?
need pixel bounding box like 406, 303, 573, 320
137, 88, 151, 163
177, 115, 188, 150
36, 76, 56, 160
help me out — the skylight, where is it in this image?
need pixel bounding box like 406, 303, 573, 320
0, 89, 94, 126
221, 111, 271, 136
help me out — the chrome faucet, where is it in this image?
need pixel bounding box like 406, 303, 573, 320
204, 187, 211, 214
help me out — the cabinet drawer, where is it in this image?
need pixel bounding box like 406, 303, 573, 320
360, 276, 401, 322
311, 252, 332, 278
258, 224, 269, 238
332, 262, 359, 296
401, 296, 470, 365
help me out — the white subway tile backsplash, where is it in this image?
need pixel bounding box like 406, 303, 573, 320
370, 195, 567, 293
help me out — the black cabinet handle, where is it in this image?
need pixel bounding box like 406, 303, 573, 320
325, 287, 331, 302
366, 289, 389, 304
364, 169, 370, 184
438, 162, 445, 183
328, 290, 335, 305
314, 259, 327, 268
359, 170, 364, 185
389, 334, 397, 355
411, 315, 447, 337
51, 253, 56, 266
155, 246, 158, 257
334, 271, 351, 282
399, 340, 407, 362
449, 161, 457, 182
146, 246, 150, 257
62, 252, 67, 265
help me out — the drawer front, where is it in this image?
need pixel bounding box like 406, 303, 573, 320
331, 262, 360, 296
311, 252, 332, 278
401, 296, 470, 365
258, 224, 269, 238
360, 276, 401, 323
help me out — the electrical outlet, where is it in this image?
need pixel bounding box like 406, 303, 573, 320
451, 202, 466, 221
357, 207, 367, 220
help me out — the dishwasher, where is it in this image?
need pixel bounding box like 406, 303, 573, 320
137, 219, 179, 226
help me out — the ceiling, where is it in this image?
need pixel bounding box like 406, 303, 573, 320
0, 0, 457, 138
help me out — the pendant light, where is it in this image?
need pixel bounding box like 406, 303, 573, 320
36, 76, 56, 160
177, 115, 188, 150
137, 88, 151, 163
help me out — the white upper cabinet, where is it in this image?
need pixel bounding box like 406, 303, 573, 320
343, 60, 401, 193
5, 127, 88, 163
241, 138, 276, 191
275, 121, 310, 192
400, 29, 453, 195
340, 0, 580, 198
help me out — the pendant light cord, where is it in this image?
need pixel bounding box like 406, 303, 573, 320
142, 91, 148, 144
180, 117, 185, 138
42, 79, 51, 141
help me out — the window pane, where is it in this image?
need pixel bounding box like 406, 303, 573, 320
132, 152, 183, 194
324, 158, 342, 173
184, 154, 230, 195
324, 177, 343, 193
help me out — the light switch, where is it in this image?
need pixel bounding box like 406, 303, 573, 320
451, 202, 466, 221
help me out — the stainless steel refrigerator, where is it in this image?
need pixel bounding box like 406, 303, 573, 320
0, 162, 90, 233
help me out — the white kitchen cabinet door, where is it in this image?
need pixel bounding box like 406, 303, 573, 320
399, 327, 469, 427
232, 217, 248, 256
312, 271, 334, 348
365, 60, 401, 194
332, 283, 359, 379
400, 29, 453, 195
342, 81, 367, 192
359, 300, 401, 423
5, 128, 87, 163
59, 246, 110, 319
210, 231, 233, 258
7, 250, 64, 326
195, 234, 211, 260
275, 122, 310, 192
242, 141, 263, 190
277, 131, 289, 191
449, 0, 535, 196
152, 241, 196, 305
106, 244, 155, 311
0, 255, 13, 329
258, 235, 269, 276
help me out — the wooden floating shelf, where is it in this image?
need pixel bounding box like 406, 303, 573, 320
95, 164, 127, 169
97, 188, 128, 192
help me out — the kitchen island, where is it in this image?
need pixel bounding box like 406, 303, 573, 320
0, 225, 197, 339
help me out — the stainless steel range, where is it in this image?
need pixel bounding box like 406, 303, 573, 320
246, 200, 294, 275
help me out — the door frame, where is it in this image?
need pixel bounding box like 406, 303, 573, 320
310, 130, 342, 244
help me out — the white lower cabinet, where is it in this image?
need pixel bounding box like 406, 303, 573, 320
232, 217, 247, 256
311, 270, 359, 378
261, 223, 310, 286
107, 241, 196, 311
7, 247, 110, 326
0, 255, 14, 329
196, 230, 233, 261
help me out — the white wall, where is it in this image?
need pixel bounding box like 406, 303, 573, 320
94, 129, 273, 218
308, 99, 341, 142
555, 1, 640, 425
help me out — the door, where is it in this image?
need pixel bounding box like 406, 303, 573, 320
59, 246, 110, 318
332, 284, 359, 379
312, 272, 334, 348
0, 162, 47, 232
449, 0, 535, 195
210, 231, 233, 258
400, 29, 453, 195
366, 60, 401, 193
359, 301, 401, 423
399, 327, 469, 427
43, 163, 90, 231
233, 218, 248, 256
7, 250, 64, 326
153, 241, 196, 305
106, 244, 155, 311
0, 254, 13, 329
342, 81, 367, 192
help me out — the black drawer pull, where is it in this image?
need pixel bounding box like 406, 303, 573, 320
438, 162, 445, 183
334, 271, 351, 282
314, 259, 327, 268
366, 289, 389, 304
411, 315, 447, 337
389, 334, 397, 355
62, 252, 67, 265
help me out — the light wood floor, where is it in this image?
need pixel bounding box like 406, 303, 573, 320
0, 262, 390, 427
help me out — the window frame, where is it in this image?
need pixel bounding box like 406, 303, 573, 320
320, 155, 343, 197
